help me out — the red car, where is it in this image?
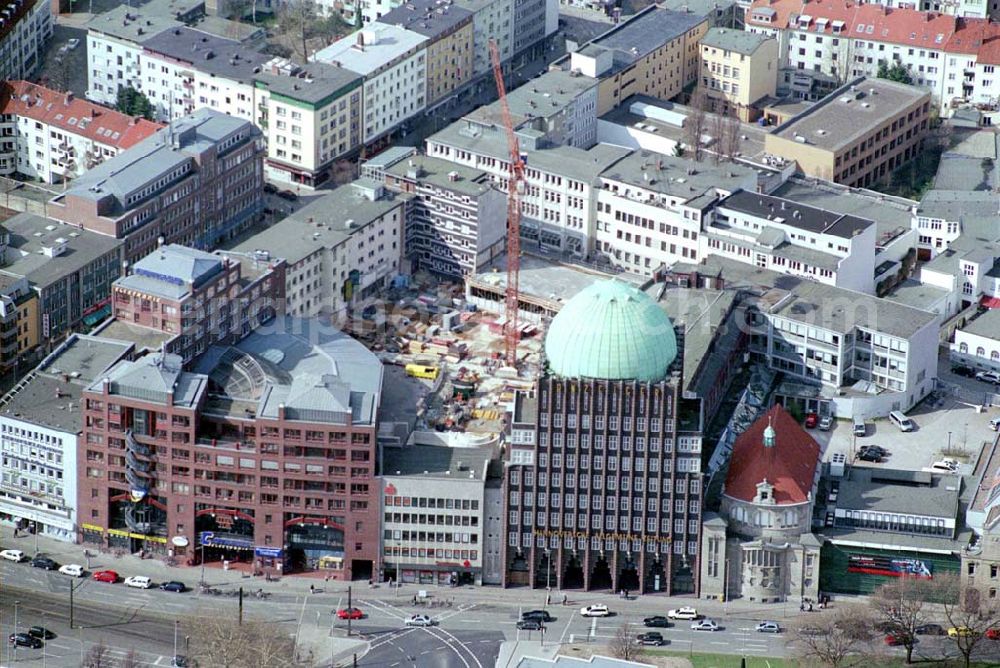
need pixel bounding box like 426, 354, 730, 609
92, 569, 119, 583
986, 628, 1000, 640
804, 413, 819, 428
884, 633, 910, 646
336, 607, 364, 620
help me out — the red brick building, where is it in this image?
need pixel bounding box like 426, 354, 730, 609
111, 244, 285, 363
78, 322, 383, 580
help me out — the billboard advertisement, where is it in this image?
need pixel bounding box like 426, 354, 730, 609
847, 554, 933, 579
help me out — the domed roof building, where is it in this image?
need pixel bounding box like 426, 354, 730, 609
545, 280, 677, 383
506, 278, 704, 597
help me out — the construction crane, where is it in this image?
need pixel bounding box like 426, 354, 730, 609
489, 39, 524, 367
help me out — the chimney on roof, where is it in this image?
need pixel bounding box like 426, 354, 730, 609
63, 91, 73, 105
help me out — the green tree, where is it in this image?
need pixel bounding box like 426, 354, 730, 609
115, 87, 154, 120
877, 60, 914, 85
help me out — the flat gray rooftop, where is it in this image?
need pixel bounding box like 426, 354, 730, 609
0, 335, 132, 432
254, 62, 362, 105
700, 26, 770, 55
837, 467, 961, 519
772, 178, 914, 248
590, 7, 706, 71
379, 0, 472, 38
884, 279, 950, 312
386, 154, 492, 197
772, 77, 930, 153
657, 0, 736, 17
141, 27, 270, 83
91, 318, 175, 353
312, 23, 427, 76
382, 444, 494, 480
960, 308, 1000, 340
916, 190, 999, 220
2, 213, 122, 289
469, 252, 644, 311
719, 190, 873, 240
86, 0, 203, 43
599, 149, 758, 203
225, 182, 407, 265
465, 69, 598, 128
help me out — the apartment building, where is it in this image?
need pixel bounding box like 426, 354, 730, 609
0, 335, 132, 542
0, 0, 52, 82
699, 27, 778, 120
380, 0, 474, 106
78, 322, 384, 580
512, 0, 556, 59
381, 445, 497, 586
746, 271, 939, 417
919, 218, 1000, 317
86, 0, 204, 106
659, 0, 740, 28
314, 24, 428, 145
48, 109, 264, 265
0, 274, 35, 371
426, 125, 631, 256
568, 7, 709, 115
506, 279, 704, 594
593, 150, 759, 276
111, 244, 284, 363
914, 188, 996, 259
764, 77, 931, 188
255, 60, 364, 188
458, 0, 514, 77
1, 213, 123, 343
380, 153, 506, 278
706, 190, 878, 293
138, 27, 269, 122
0, 81, 162, 184
464, 68, 600, 149
227, 179, 406, 318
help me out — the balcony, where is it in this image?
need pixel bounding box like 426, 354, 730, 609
125, 430, 152, 457
195, 437, 256, 453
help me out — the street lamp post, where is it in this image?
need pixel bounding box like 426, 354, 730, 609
724, 558, 730, 613
173, 620, 179, 660
200, 543, 206, 585
13, 599, 20, 661
42, 611, 47, 668
948, 431, 953, 453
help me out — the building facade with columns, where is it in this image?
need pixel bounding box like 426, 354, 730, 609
700, 405, 822, 603
505, 279, 704, 595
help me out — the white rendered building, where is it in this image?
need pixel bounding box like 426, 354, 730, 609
0, 0, 52, 83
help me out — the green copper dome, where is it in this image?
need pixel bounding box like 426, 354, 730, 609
545, 279, 677, 382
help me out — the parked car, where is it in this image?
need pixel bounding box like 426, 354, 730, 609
8, 633, 42, 649
516, 619, 542, 630
798, 626, 828, 636
948, 626, 975, 638
521, 610, 553, 622
860, 445, 888, 458
643, 616, 670, 628
66, 38, 80, 50
853, 418, 867, 436
819, 415, 834, 431
59, 563, 84, 577
976, 370, 1000, 384
667, 607, 699, 620
31, 556, 57, 570
170, 655, 189, 667
691, 619, 720, 632
915, 624, 945, 636
276, 190, 297, 201
804, 412, 819, 428
756, 621, 781, 633
28, 627, 54, 640
160, 581, 186, 593
885, 633, 911, 646
0, 549, 26, 562
985, 628, 1000, 640
336, 608, 364, 620
580, 604, 610, 617
125, 576, 153, 589
991, 417, 1000, 432
636, 632, 664, 646
857, 449, 882, 463
262, 183, 278, 194
929, 460, 960, 474
405, 614, 434, 627
952, 365, 976, 378
92, 570, 119, 583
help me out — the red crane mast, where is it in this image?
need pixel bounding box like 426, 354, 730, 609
489, 39, 524, 367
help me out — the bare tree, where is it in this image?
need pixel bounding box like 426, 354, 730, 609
184, 617, 305, 668
935, 572, 1000, 668
871, 575, 934, 664
724, 106, 742, 163
685, 90, 709, 163
608, 621, 641, 661
279, 0, 317, 62
331, 159, 357, 186
710, 109, 725, 165
82, 640, 114, 668
791, 605, 875, 668
121, 648, 141, 668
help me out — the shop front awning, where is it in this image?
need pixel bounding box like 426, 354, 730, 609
82, 304, 112, 327
199, 531, 254, 550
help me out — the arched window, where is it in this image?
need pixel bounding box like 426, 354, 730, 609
992, 351, 999, 362
978, 347, 987, 357
960, 342, 969, 353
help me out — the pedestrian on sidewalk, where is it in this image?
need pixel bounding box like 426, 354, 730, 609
561, 593, 567, 606
545, 594, 551, 605
310, 584, 315, 594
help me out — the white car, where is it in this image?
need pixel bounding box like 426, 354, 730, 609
404, 614, 434, 627
667, 606, 699, 620
756, 621, 781, 633
59, 563, 85, 577
976, 370, 1000, 384
124, 575, 152, 589
0, 549, 25, 562
580, 604, 610, 617
66, 38, 80, 50
991, 417, 1000, 432
928, 460, 960, 474
691, 619, 720, 632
